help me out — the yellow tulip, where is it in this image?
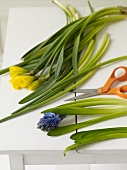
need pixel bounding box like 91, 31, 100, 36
10, 75, 35, 90
9, 66, 28, 78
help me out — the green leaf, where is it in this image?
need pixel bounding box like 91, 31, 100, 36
62, 55, 127, 86
64, 127, 127, 155
88, 1, 94, 13
44, 106, 122, 115
79, 23, 105, 49
71, 127, 127, 140
22, 17, 83, 60
55, 97, 127, 108
72, 34, 81, 74
21, 42, 42, 59
19, 75, 57, 104
71, 131, 89, 140
47, 110, 127, 136
55, 46, 64, 78
86, 32, 110, 68
63, 143, 78, 156
53, 0, 73, 18
32, 18, 86, 74
1, 6, 127, 124
4, 55, 127, 121
76, 127, 127, 144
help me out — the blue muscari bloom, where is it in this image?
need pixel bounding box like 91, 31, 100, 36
37, 112, 66, 131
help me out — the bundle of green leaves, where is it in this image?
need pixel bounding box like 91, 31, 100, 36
0, 1, 127, 126
41, 97, 127, 155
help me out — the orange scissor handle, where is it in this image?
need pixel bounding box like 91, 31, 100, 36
98, 66, 127, 94
106, 85, 127, 99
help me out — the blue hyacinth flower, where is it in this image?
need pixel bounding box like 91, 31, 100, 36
37, 112, 66, 131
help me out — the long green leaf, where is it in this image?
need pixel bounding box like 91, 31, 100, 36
22, 17, 84, 60
31, 7, 122, 74
72, 34, 81, 74
0, 8, 127, 123
32, 18, 86, 74
17, 76, 57, 105
86, 32, 110, 68
19, 37, 97, 104
55, 46, 64, 78
64, 127, 127, 155
43, 106, 124, 115
18, 55, 127, 110
61, 55, 127, 86
61, 98, 127, 108
47, 110, 127, 136
71, 127, 127, 140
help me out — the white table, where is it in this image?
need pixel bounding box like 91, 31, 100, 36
1, 1, 127, 170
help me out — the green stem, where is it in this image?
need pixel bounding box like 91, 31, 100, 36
0, 59, 34, 75
86, 32, 110, 68
62, 55, 127, 85
52, 0, 73, 18
32, 18, 86, 74
78, 39, 95, 70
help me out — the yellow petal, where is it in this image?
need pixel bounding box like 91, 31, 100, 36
10, 75, 35, 90
9, 66, 28, 78
10, 76, 21, 89
20, 76, 35, 88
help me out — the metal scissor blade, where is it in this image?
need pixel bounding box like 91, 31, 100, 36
72, 89, 98, 93
65, 90, 100, 101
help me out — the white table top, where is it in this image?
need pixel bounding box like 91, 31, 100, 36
1, 0, 127, 163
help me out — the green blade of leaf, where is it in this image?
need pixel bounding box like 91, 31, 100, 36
63, 143, 78, 156
0, 58, 37, 75
77, 133, 127, 145
32, 18, 86, 74
76, 127, 127, 144
55, 46, 64, 78
12, 55, 127, 115
15, 55, 127, 116
53, 0, 73, 18
71, 127, 127, 140
88, 0, 94, 13
55, 98, 127, 108
72, 34, 81, 74
64, 129, 127, 155
43, 106, 124, 115
88, 15, 127, 28
47, 110, 127, 136
16, 55, 127, 113
62, 55, 127, 86
22, 17, 84, 60
86, 32, 110, 68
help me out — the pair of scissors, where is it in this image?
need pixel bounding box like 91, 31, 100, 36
66, 66, 127, 101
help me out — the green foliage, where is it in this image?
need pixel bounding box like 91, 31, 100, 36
1, 2, 127, 156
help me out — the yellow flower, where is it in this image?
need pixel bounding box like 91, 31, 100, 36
28, 77, 48, 90
9, 66, 28, 78
28, 79, 43, 90
10, 75, 35, 90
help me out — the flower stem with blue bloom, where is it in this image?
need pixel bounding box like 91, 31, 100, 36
37, 112, 66, 131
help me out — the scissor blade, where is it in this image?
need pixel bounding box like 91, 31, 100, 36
66, 90, 100, 101
72, 89, 98, 93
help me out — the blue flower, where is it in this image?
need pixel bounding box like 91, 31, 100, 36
37, 112, 66, 131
